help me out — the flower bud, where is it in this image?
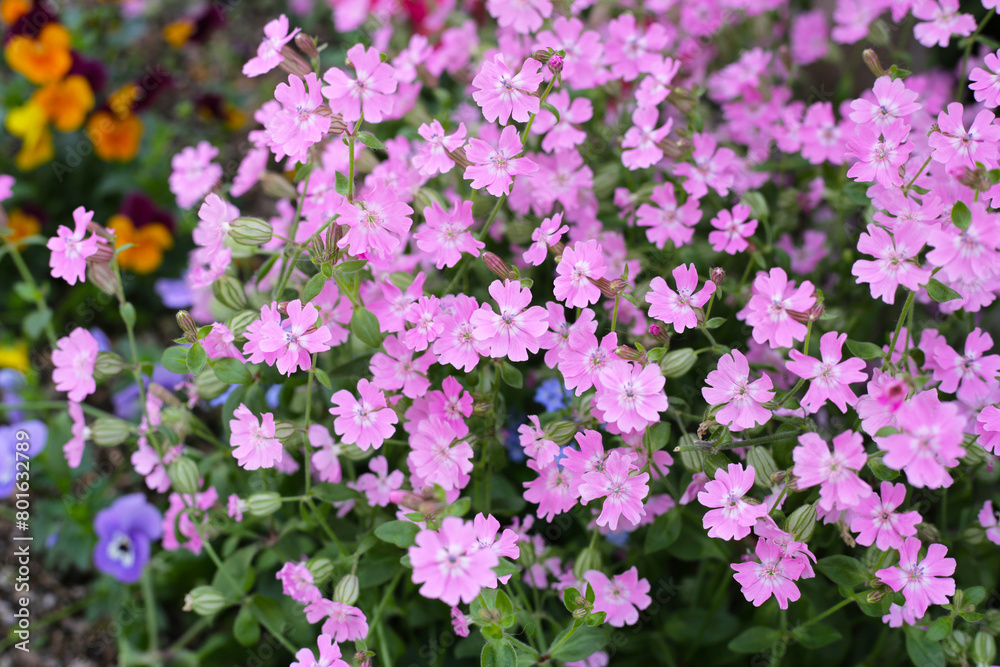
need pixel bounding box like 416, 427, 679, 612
328, 113, 348, 135
573, 547, 602, 581
746, 448, 778, 487
247, 491, 283, 517
862, 49, 887, 77
294, 33, 319, 60
273, 420, 297, 442
176, 310, 198, 341
660, 138, 688, 160
959, 166, 991, 192
710, 267, 726, 287
666, 88, 696, 115
942, 630, 972, 664
229, 216, 273, 247
278, 46, 312, 77
184, 586, 229, 616
339, 442, 373, 461
227, 309, 258, 339
260, 172, 299, 200
150, 383, 184, 408
531, 49, 553, 64
482, 252, 517, 280
784, 503, 817, 542
770, 469, 788, 486
389, 489, 423, 509
89, 238, 116, 264
334, 573, 360, 605
548, 54, 564, 74
169, 457, 201, 495
916, 522, 941, 544
972, 631, 996, 667
446, 146, 471, 170
354, 651, 373, 667
91, 417, 132, 446
615, 345, 647, 363
213, 274, 247, 310
648, 323, 671, 346
193, 367, 228, 400
865, 588, 887, 604
544, 420, 578, 446
589, 277, 627, 298
94, 351, 125, 381
88, 262, 118, 296
660, 348, 697, 378
306, 557, 334, 585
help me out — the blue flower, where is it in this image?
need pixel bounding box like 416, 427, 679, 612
93, 494, 162, 584
534, 377, 570, 412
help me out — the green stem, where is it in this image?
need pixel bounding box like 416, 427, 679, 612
798, 597, 853, 630
802, 320, 813, 356
167, 617, 211, 653
0, 400, 115, 419
610, 294, 621, 333
255, 608, 298, 655
959, 9, 995, 99
521, 75, 558, 145
884, 289, 915, 367
272, 169, 312, 300
303, 360, 316, 496
2, 235, 58, 347
141, 569, 162, 667
773, 378, 806, 410
304, 497, 347, 555
903, 156, 932, 192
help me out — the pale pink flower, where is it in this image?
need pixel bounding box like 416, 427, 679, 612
290, 635, 349, 667
433, 294, 483, 373
65, 401, 88, 469
847, 121, 913, 188
646, 264, 716, 334
337, 182, 413, 259
975, 404, 1000, 454
304, 600, 369, 643
931, 328, 1000, 399
697, 463, 770, 540
162, 486, 218, 555
584, 567, 651, 627
132, 436, 181, 493
169, 142, 222, 208
451, 607, 470, 637
193, 193, 238, 254
329, 379, 398, 450
559, 331, 627, 396
414, 200, 483, 269
595, 363, 669, 434
229, 404, 284, 470
849, 76, 921, 128
52, 328, 98, 402
702, 351, 774, 432
732, 538, 805, 609
404, 296, 445, 352
978, 501, 1000, 545
742, 268, 816, 349
470, 279, 549, 362
486, 0, 552, 33
464, 126, 537, 197
523, 213, 568, 266
578, 449, 650, 530
635, 183, 700, 250
355, 455, 404, 506
370, 335, 432, 398
876, 390, 966, 489
523, 459, 580, 521
227, 495, 245, 523
709, 203, 757, 255
202, 323, 242, 360
309, 424, 342, 484
47, 207, 98, 286
969, 51, 1000, 108
321, 43, 397, 123
472, 55, 543, 125
876, 537, 956, 617
413, 121, 467, 176
792, 431, 871, 511
851, 222, 931, 305
517, 415, 559, 467
786, 332, 868, 413
674, 133, 738, 199
267, 73, 331, 165
255, 299, 332, 375
276, 561, 322, 605
913, 0, 976, 47
928, 103, 1000, 170
243, 14, 300, 77
409, 517, 499, 606
621, 106, 672, 170
554, 239, 607, 308
850, 481, 922, 551
408, 416, 474, 491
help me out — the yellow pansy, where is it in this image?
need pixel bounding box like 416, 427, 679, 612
4, 23, 73, 84
86, 110, 143, 162
32, 75, 95, 132
0, 342, 29, 372
107, 214, 173, 274
5, 101, 54, 170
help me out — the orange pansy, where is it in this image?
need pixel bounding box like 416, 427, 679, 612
86, 110, 143, 162
0, 0, 31, 24
4, 23, 73, 84
107, 214, 173, 274
32, 75, 95, 132
3, 209, 42, 247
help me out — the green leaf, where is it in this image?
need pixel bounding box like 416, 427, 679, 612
357, 131, 388, 151
314, 368, 332, 390
727, 627, 782, 653
816, 555, 870, 587
335, 171, 351, 197
963, 586, 987, 606
120, 302, 137, 328
374, 520, 420, 548
499, 362, 523, 388
548, 626, 609, 662
247, 595, 285, 635
874, 426, 900, 437
481, 639, 517, 667
495, 590, 516, 628
311, 483, 360, 503
868, 456, 900, 481
304, 273, 327, 303
925, 616, 952, 641
926, 279, 961, 303
187, 342, 208, 376
213, 357, 252, 385
13, 282, 36, 301
905, 625, 946, 667
494, 558, 520, 579
541, 102, 560, 123
162, 346, 189, 374
792, 624, 842, 648
563, 587, 583, 612
644, 511, 681, 554
643, 422, 670, 452
705, 317, 726, 329
23, 310, 51, 340
212, 547, 256, 599
951, 201, 971, 231
233, 604, 260, 647
846, 340, 884, 360
334, 259, 368, 273
351, 307, 383, 348
295, 162, 315, 183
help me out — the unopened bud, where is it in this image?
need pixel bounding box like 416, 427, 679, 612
389, 490, 424, 510
710, 267, 726, 287
666, 88, 696, 114
328, 113, 347, 135
746, 448, 778, 487
660, 348, 697, 378
660, 138, 688, 160
472, 396, 493, 417
176, 310, 198, 338
784, 503, 817, 542
260, 172, 299, 200
213, 274, 247, 310
572, 606, 589, 619
354, 651, 373, 667
294, 33, 319, 60
862, 49, 887, 77
446, 146, 471, 170
278, 47, 312, 78
247, 491, 282, 517
789, 302, 824, 323
229, 216, 273, 246
306, 558, 334, 585
94, 351, 125, 380
193, 367, 228, 400
273, 420, 296, 442
573, 547, 602, 580
959, 166, 991, 192
589, 277, 627, 298
169, 457, 200, 495
771, 470, 788, 486
89, 238, 115, 264
548, 54, 564, 74
548, 241, 565, 258
227, 310, 258, 339
184, 586, 228, 616
917, 522, 941, 544
972, 631, 997, 667
531, 49, 553, 64
88, 262, 118, 296
615, 345, 647, 362
942, 630, 972, 664
544, 420, 578, 446
91, 417, 132, 446
482, 252, 517, 280
334, 574, 360, 605
339, 442, 372, 461
865, 588, 888, 604
648, 323, 671, 345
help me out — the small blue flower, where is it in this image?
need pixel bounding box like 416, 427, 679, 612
605, 529, 630, 548
93, 494, 162, 583
209, 384, 236, 407
265, 384, 282, 409
534, 378, 570, 412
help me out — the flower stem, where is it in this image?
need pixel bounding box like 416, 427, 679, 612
884, 289, 915, 367
141, 568, 162, 667
2, 235, 58, 347
797, 597, 853, 630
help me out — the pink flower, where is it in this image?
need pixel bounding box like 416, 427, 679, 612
464, 126, 537, 197
321, 43, 397, 123
243, 14, 300, 77
290, 633, 349, 667
413, 120, 467, 176
451, 607, 470, 637
850, 481, 922, 551
876, 537, 956, 617
267, 73, 331, 166
304, 600, 369, 643
732, 538, 805, 609
329, 379, 398, 450
792, 431, 871, 511
471, 513, 521, 560
355, 455, 404, 506
433, 295, 483, 372
255, 299, 332, 375
849, 76, 921, 128
851, 222, 931, 305
621, 106, 672, 170
370, 334, 433, 398
518, 415, 559, 466
227, 495, 245, 522
276, 561, 322, 604
928, 103, 1000, 170
790, 10, 829, 65
52, 328, 98, 402
414, 200, 483, 269
595, 362, 669, 434
969, 51, 1000, 108
786, 332, 868, 413
202, 323, 242, 360
674, 133, 738, 199
531, 89, 592, 153
169, 142, 222, 208
702, 351, 774, 432
913, 0, 976, 47
708, 203, 757, 254
554, 240, 607, 307
132, 436, 181, 492
408, 416, 474, 491
193, 193, 238, 254
409, 516, 499, 606
636, 183, 700, 250
310, 425, 342, 484
523, 459, 580, 521
523, 212, 568, 266
337, 182, 413, 259
978, 501, 1000, 545
47, 207, 98, 285
697, 463, 770, 540
742, 268, 816, 349
65, 401, 88, 468
403, 296, 445, 352
486, 0, 552, 34
799, 102, 844, 165
229, 404, 284, 470
876, 390, 966, 489
472, 55, 543, 125
584, 567, 652, 627
847, 121, 913, 188
470, 279, 549, 362
931, 328, 1000, 399
605, 13, 669, 81
975, 404, 1000, 454
646, 264, 715, 334
161, 486, 218, 554
578, 449, 650, 530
